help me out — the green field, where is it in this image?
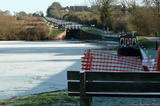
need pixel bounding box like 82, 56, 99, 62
75, 11, 92, 14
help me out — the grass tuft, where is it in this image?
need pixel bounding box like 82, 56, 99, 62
0, 90, 79, 106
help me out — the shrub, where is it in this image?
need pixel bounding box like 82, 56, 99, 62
0, 15, 49, 40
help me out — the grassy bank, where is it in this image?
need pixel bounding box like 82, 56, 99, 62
137, 36, 158, 58
83, 29, 102, 36
137, 37, 155, 48
50, 29, 64, 38
0, 15, 50, 40
0, 90, 79, 106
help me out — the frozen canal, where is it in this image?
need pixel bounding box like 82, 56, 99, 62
0, 40, 117, 100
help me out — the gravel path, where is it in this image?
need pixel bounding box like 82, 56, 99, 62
92, 97, 160, 106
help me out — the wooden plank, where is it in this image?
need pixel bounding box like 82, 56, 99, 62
85, 71, 160, 81
68, 82, 160, 92
68, 92, 160, 97
67, 71, 80, 80
86, 92, 160, 97
68, 82, 80, 92
68, 92, 80, 96
86, 82, 160, 92
67, 71, 160, 81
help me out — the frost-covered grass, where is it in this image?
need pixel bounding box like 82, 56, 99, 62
0, 90, 79, 106
2, 91, 159, 106
137, 37, 158, 58
137, 36, 155, 48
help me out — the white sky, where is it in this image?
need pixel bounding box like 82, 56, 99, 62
0, 0, 144, 16
0, 0, 90, 15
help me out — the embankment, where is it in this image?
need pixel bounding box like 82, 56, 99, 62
79, 30, 102, 40
53, 30, 66, 40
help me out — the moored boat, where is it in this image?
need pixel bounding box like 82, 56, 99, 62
117, 32, 142, 58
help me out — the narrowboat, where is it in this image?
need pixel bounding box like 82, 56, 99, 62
117, 32, 142, 58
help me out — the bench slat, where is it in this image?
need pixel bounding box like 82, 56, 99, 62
67, 71, 160, 81
86, 72, 160, 81
67, 71, 80, 80
68, 82, 160, 92
68, 92, 160, 97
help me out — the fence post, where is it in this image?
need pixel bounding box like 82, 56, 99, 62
157, 46, 160, 71
86, 50, 90, 71
86, 50, 93, 71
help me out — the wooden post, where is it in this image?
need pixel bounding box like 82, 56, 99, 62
156, 41, 158, 50
88, 97, 92, 106
80, 71, 90, 106
157, 46, 160, 71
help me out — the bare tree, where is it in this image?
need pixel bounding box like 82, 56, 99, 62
154, 0, 160, 6
153, 0, 160, 36
143, 0, 153, 7
120, 0, 140, 14
89, 0, 116, 7
153, 0, 160, 13
89, 0, 117, 28
120, 0, 138, 8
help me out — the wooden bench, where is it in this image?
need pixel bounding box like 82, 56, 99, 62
67, 71, 160, 106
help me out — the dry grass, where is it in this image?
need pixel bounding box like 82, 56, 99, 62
0, 15, 50, 40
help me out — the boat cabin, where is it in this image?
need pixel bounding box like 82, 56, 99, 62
117, 32, 141, 57
120, 34, 137, 47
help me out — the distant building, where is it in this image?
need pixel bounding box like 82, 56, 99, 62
61, 8, 69, 12
91, 5, 99, 11
61, 6, 69, 12
65, 6, 70, 10
70, 6, 89, 11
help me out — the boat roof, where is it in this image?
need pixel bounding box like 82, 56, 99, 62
120, 33, 136, 38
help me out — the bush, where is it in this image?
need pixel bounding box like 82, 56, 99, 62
0, 15, 17, 40
17, 16, 24, 20
0, 15, 49, 40
18, 24, 49, 41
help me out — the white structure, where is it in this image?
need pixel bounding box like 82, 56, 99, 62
61, 8, 69, 12
65, 25, 82, 30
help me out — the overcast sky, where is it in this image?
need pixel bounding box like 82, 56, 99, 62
0, 0, 90, 15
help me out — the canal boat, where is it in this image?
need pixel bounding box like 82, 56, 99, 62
117, 32, 142, 58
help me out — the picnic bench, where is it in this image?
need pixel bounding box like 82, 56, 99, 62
67, 71, 160, 106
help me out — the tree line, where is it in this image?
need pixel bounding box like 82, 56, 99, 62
47, 0, 160, 36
